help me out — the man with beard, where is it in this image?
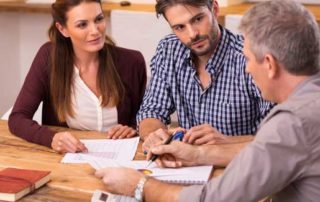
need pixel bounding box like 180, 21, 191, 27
137, 0, 273, 166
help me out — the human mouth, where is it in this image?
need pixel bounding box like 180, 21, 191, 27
88, 37, 102, 44
191, 39, 206, 48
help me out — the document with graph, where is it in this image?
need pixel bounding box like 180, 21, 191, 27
61, 137, 139, 163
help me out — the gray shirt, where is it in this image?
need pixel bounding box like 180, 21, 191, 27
180, 74, 320, 202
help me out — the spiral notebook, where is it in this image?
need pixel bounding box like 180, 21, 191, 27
85, 156, 213, 185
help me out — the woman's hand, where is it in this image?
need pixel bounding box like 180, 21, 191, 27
106, 124, 137, 139
51, 131, 88, 153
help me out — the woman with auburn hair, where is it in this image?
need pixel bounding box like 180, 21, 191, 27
8, 0, 147, 153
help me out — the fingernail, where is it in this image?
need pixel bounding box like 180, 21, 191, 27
143, 151, 147, 155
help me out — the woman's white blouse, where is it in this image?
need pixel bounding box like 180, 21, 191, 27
65, 67, 117, 132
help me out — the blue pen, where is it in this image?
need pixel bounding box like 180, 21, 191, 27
146, 131, 184, 168
143, 131, 184, 155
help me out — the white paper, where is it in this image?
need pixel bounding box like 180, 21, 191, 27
61, 137, 139, 163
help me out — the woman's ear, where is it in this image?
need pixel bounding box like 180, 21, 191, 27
55, 22, 69, 38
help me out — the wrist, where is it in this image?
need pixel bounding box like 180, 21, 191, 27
134, 175, 149, 202
196, 145, 209, 165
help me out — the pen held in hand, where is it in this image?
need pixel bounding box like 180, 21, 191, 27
146, 131, 184, 168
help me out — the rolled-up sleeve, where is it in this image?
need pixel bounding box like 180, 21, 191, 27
136, 40, 175, 127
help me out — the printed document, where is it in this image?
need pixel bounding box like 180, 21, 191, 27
61, 137, 139, 163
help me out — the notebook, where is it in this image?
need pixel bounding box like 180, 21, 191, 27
85, 156, 213, 185
0, 167, 51, 201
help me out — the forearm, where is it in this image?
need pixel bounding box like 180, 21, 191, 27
144, 178, 183, 202
139, 118, 167, 141
198, 142, 250, 166
226, 135, 255, 144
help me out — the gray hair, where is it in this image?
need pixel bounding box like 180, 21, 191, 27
155, 0, 213, 18
239, 0, 320, 75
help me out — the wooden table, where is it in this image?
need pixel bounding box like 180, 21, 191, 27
0, 120, 223, 201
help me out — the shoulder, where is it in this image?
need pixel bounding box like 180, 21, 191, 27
223, 28, 244, 57
37, 41, 53, 56
107, 44, 146, 75
156, 34, 185, 52
108, 44, 144, 63
29, 42, 53, 76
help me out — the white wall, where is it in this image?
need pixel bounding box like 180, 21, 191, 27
19, 13, 51, 84
0, 12, 51, 116
0, 12, 20, 115
111, 10, 171, 78
224, 14, 242, 34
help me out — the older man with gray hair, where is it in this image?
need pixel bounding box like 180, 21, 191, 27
95, 1, 320, 201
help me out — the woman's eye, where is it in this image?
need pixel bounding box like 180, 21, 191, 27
96, 16, 105, 23
77, 22, 87, 29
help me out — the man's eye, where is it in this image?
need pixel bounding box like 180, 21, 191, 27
194, 16, 203, 23
174, 25, 184, 31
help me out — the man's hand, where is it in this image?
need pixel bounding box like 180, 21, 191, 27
106, 124, 137, 139
51, 131, 88, 153
142, 128, 170, 152
95, 167, 144, 196
148, 141, 201, 168
183, 124, 230, 145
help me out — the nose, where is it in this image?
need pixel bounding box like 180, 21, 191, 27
90, 23, 99, 35
186, 25, 198, 40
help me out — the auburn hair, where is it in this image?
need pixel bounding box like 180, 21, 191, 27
48, 0, 124, 122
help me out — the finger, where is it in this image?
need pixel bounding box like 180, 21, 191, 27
151, 143, 177, 156
168, 127, 186, 135
189, 124, 211, 132
187, 130, 208, 144
159, 154, 179, 168
118, 127, 134, 139
111, 126, 127, 139
182, 131, 191, 143
142, 132, 164, 152
142, 141, 150, 153
154, 129, 170, 141
193, 135, 215, 145
95, 168, 108, 178
55, 139, 64, 153
146, 150, 153, 161
62, 136, 79, 153
107, 124, 122, 138
76, 142, 88, 152
125, 129, 137, 138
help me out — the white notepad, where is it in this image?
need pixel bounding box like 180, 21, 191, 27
85, 156, 213, 185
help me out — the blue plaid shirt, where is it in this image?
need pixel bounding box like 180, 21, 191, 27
137, 27, 274, 135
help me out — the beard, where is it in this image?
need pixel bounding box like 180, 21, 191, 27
186, 25, 220, 57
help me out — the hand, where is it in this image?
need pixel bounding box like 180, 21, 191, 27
142, 128, 170, 153
95, 167, 144, 196
183, 124, 230, 145
51, 131, 88, 154
106, 124, 136, 139
148, 141, 200, 168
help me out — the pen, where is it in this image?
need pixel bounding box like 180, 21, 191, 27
146, 131, 184, 168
